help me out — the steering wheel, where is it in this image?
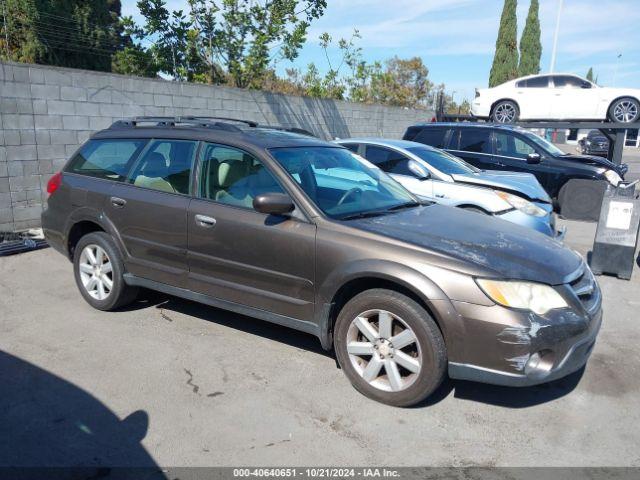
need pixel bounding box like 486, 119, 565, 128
337, 187, 363, 206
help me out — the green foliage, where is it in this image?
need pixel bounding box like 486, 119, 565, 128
586, 67, 594, 82
489, 0, 519, 87
1, 0, 124, 71
518, 0, 541, 76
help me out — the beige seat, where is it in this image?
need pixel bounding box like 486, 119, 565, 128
134, 152, 176, 193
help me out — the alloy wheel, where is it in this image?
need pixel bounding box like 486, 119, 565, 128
613, 100, 639, 123
78, 244, 113, 300
494, 102, 517, 123
346, 309, 422, 392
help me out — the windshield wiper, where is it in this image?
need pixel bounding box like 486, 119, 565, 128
384, 201, 422, 212
339, 210, 389, 221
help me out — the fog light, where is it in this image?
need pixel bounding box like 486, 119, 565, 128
525, 350, 555, 379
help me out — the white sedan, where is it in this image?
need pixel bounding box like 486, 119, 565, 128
472, 73, 640, 124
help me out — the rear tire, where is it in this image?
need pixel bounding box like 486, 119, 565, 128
73, 232, 138, 311
491, 100, 519, 124
608, 97, 640, 123
334, 289, 446, 407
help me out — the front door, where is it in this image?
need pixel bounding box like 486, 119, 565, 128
549, 75, 598, 119
108, 138, 197, 288
187, 143, 316, 321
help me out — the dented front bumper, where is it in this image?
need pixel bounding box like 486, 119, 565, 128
446, 273, 602, 387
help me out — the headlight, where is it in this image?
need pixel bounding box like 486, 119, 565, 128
495, 191, 546, 217
476, 279, 568, 315
604, 169, 621, 186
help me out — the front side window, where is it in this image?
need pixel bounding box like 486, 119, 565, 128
364, 146, 413, 176
199, 143, 284, 209
127, 139, 197, 194
553, 75, 585, 88
67, 139, 146, 181
456, 129, 491, 153
406, 147, 478, 175
270, 147, 415, 219
342, 143, 360, 153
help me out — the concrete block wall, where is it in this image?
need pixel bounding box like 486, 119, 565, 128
0, 61, 433, 231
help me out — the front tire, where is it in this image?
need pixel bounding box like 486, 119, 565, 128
608, 97, 640, 123
73, 232, 138, 311
334, 289, 446, 407
491, 100, 519, 124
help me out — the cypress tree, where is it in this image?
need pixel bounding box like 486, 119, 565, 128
518, 0, 541, 76
586, 67, 594, 82
489, 0, 519, 87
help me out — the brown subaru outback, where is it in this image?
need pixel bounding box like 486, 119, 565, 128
42, 117, 602, 406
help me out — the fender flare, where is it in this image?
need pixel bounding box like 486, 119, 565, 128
65, 208, 129, 261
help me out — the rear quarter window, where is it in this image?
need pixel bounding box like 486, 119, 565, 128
67, 139, 147, 181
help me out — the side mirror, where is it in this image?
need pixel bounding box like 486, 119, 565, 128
253, 193, 295, 215
526, 153, 542, 164
581, 81, 591, 89
407, 160, 431, 180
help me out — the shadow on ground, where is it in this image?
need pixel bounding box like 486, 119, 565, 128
0, 350, 163, 476
127, 290, 585, 409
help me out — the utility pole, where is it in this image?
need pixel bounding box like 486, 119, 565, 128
549, 0, 563, 73
2, 0, 10, 60
613, 53, 622, 87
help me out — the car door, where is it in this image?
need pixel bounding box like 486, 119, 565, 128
362, 145, 434, 200
187, 142, 316, 321
107, 138, 197, 288
448, 128, 495, 171
550, 75, 598, 119
513, 75, 553, 119
492, 130, 557, 191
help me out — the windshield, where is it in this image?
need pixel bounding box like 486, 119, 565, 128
270, 147, 417, 219
520, 131, 566, 156
406, 146, 479, 175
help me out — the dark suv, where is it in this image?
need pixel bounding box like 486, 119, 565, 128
404, 123, 627, 211
42, 117, 602, 407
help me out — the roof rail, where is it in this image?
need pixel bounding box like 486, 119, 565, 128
108, 116, 258, 131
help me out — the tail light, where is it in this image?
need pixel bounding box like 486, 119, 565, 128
47, 172, 62, 196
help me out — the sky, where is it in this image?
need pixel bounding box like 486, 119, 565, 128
121, 0, 640, 102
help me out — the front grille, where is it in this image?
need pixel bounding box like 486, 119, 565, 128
569, 266, 600, 314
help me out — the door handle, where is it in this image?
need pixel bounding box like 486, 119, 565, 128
195, 214, 217, 228
435, 194, 446, 198
110, 197, 126, 208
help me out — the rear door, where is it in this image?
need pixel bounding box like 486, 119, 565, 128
187, 143, 316, 321
108, 138, 198, 288
514, 75, 553, 119
448, 128, 495, 170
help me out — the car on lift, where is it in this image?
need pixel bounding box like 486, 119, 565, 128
403, 122, 627, 214
335, 138, 561, 239
472, 73, 640, 124
578, 130, 610, 157
42, 117, 602, 407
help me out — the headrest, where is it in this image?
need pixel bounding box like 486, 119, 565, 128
217, 160, 247, 188
141, 152, 168, 177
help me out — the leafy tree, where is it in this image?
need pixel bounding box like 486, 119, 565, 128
518, 0, 541, 76
111, 15, 159, 77
586, 67, 594, 82
1, 0, 124, 71
186, 0, 327, 88
489, 0, 519, 87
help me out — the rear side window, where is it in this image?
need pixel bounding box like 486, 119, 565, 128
456, 129, 491, 153
412, 128, 448, 148
364, 146, 413, 176
67, 139, 146, 181
516, 76, 549, 88
127, 139, 197, 195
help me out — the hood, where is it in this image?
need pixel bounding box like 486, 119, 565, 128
586, 136, 609, 144
346, 204, 582, 285
561, 153, 627, 175
451, 171, 551, 203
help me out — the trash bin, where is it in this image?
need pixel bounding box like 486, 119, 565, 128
589, 181, 640, 280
